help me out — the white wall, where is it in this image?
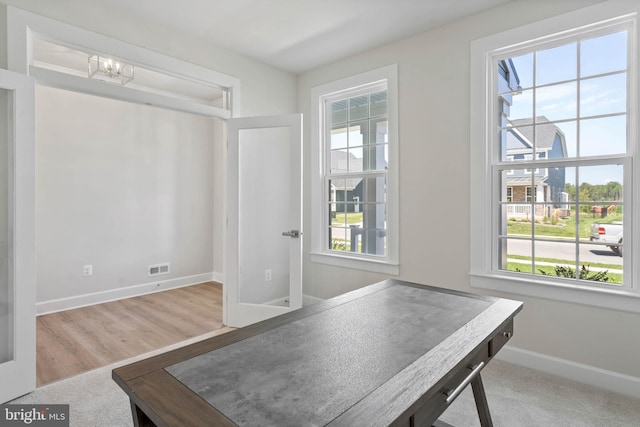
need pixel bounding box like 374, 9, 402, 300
299, 0, 640, 380
35, 85, 216, 302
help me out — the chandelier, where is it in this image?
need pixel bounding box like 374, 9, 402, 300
88, 55, 134, 85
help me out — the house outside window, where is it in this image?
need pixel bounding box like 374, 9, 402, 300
525, 187, 533, 203
311, 65, 399, 274
470, 3, 640, 312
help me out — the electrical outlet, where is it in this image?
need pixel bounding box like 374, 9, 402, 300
83, 265, 93, 276
264, 269, 272, 282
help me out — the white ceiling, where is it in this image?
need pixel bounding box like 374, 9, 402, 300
3, 0, 514, 74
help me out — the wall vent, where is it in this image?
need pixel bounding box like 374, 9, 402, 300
148, 263, 170, 276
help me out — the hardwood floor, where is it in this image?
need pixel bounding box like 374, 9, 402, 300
36, 281, 225, 386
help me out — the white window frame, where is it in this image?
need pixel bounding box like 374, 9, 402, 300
6, 7, 241, 119
470, 1, 640, 313
311, 65, 399, 275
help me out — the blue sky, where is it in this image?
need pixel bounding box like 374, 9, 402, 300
504, 30, 628, 187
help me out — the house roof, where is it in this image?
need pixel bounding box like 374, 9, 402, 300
507, 117, 564, 151
506, 175, 548, 185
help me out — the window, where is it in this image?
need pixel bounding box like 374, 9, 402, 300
311, 65, 398, 274
525, 187, 534, 203
470, 3, 640, 312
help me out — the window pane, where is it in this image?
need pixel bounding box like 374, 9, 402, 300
577, 164, 623, 271
362, 177, 386, 204
533, 240, 577, 278
329, 227, 348, 252
362, 202, 386, 226
534, 211, 578, 241
370, 118, 388, 144
536, 42, 577, 85
579, 115, 626, 157
363, 229, 387, 256
503, 89, 533, 122
329, 178, 346, 215
499, 238, 532, 272
330, 149, 348, 174
330, 124, 348, 149
348, 122, 367, 147
536, 82, 577, 121
580, 242, 622, 284
581, 31, 627, 77
331, 99, 347, 124
349, 94, 369, 121
510, 53, 533, 89
370, 90, 387, 117
580, 73, 626, 118
363, 144, 387, 171
578, 165, 623, 202
501, 121, 572, 162
555, 121, 577, 158
502, 125, 532, 162
505, 217, 533, 238
348, 148, 363, 173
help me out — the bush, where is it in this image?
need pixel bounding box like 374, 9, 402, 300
538, 265, 610, 282
331, 239, 347, 251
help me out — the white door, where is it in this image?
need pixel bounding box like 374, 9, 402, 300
225, 114, 302, 327
0, 69, 36, 403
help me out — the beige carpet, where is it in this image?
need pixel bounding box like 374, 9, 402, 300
11, 339, 640, 426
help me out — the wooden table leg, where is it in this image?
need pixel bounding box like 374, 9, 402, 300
130, 400, 157, 427
470, 373, 493, 427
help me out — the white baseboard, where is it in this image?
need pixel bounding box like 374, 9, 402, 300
211, 271, 224, 283
303, 294, 324, 306
496, 345, 640, 399
36, 272, 220, 315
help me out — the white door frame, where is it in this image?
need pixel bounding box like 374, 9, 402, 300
225, 114, 303, 327
0, 69, 36, 404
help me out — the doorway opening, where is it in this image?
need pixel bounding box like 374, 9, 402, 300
34, 84, 226, 385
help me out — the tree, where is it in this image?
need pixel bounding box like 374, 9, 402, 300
565, 183, 576, 201
605, 181, 622, 201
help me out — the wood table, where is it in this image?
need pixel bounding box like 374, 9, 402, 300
113, 279, 522, 427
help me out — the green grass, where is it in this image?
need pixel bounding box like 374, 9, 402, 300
507, 212, 623, 239
332, 212, 363, 226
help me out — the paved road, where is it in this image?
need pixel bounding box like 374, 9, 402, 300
507, 238, 622, 266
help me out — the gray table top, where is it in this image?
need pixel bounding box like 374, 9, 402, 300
166, 283, 494, 426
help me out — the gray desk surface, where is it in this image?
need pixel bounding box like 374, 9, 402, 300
167, 282, 496, 426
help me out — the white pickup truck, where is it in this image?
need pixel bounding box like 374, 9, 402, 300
590, 222, 623, 256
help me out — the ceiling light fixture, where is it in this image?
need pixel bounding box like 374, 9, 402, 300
88, 55, 134, 85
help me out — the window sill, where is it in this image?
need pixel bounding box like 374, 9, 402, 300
311, 252, 399, 276
470, 272, 640, 314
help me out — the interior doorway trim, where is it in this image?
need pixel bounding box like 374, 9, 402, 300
6, 6, 241, 119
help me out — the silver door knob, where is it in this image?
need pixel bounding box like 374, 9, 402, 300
282, 230, 300, 238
